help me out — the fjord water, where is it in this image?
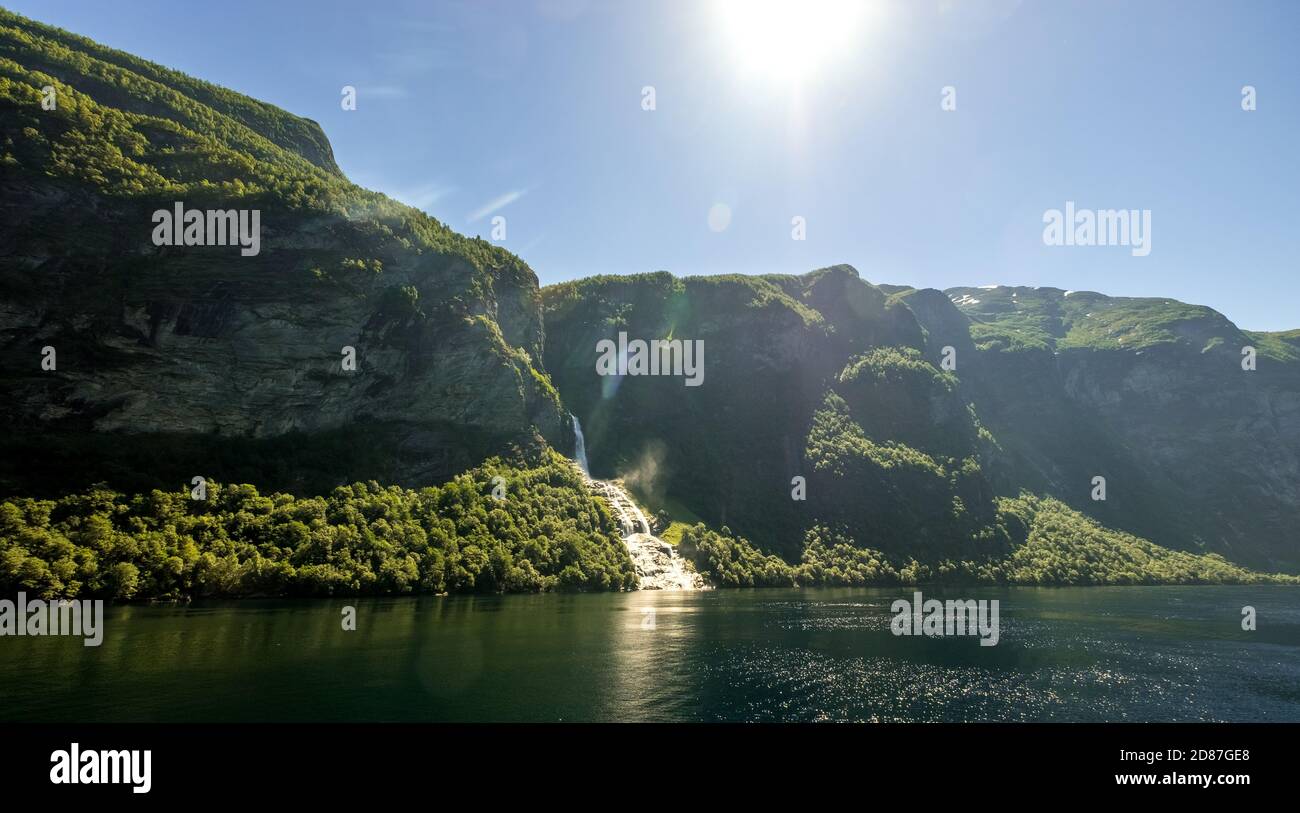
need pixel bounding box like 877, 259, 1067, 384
2, 587, 1298, 722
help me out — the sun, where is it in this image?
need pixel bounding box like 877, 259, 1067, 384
714, 0, 872, 84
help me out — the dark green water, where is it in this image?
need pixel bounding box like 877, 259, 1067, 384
2, 586, 1298, 722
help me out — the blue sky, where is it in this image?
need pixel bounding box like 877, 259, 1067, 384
11, 0, 1300, 329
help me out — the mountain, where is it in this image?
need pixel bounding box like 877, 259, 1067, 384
933, 285, 1300, 571
0, 10, 1294, 597
0, 9, 566, 496
543, 268, 1300, 574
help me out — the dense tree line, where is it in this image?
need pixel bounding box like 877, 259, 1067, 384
4, 459, 1291, 601
678, 524, 796, 587
680, 494, 1297, 588
0, 451, 637, 600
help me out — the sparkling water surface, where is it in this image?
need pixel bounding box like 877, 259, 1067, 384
2, 586, 1297, 722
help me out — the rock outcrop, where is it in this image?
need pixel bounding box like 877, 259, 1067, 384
0, 9, 566, 496
938, 285, 1300, 571
543, 269, 1300, 571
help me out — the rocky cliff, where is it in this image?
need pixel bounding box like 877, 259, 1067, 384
542, 266, 979, 559
932, 285, 1300, 571
544, 268, 1300, 572
3, 8, 1295, 578
0, 9, 565, 496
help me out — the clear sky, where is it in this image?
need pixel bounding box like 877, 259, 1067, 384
10, 0, 1300, 329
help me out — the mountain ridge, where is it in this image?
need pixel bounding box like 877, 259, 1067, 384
1, 7, 568, 498
0, 9, 1295, 598
543, 265, 1300, 572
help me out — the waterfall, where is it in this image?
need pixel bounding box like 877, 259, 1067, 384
571, 413, 590, 475
588, 479, 704, 590
569, 413, 703, 589
623, 491, 652, 536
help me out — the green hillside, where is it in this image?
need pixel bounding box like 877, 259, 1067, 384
1, 9, 1296, 595
0, 8, 566, 501
0, 448, 638, 599
544, 268, 1300, 580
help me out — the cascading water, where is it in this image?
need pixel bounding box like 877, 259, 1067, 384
568, 413, 703, 590
571, 413, 590, 475
588, 480, 703, 590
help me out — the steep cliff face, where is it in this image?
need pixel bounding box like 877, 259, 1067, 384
936, 286, 1300, 571
0, 10, 564, 496
544, 271, 829, 555
542, 266, 970, 557
544, 270, 1299, 572
3, 11, 1294, 576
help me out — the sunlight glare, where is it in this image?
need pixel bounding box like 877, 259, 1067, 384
715, 0, 872, 83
